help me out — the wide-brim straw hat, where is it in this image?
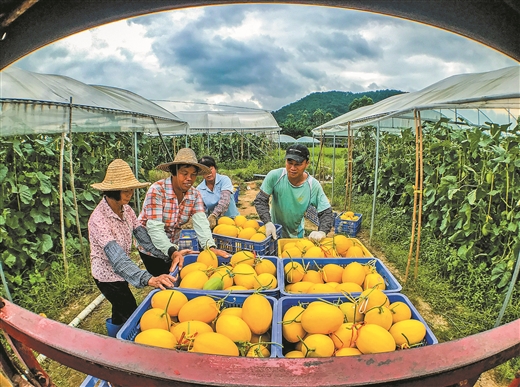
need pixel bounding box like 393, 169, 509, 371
91, 159, 150, 191
156, 148, 211, 176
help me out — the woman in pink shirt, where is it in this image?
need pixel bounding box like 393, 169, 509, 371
88, 159, 193, 336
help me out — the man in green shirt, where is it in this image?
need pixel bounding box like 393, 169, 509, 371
254, 144, 334, 240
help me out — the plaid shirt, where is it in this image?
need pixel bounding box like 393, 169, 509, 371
138, 176, 205, 251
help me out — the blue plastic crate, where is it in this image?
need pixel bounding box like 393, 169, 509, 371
117, 288, 280, 357
279, 257, 402, 297
79, 375, 110, 387
212, 222, 282, 255
334, 212, 362, 237
177, 229, 201, 251
274, 293, 438, 358
176, 254, 281, 297
304, 205, 319, 226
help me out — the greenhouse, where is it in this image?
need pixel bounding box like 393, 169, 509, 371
312, 66, 519, 136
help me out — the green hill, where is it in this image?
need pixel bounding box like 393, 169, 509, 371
272, 89, 404, 127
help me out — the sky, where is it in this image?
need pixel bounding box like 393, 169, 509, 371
12, 3, 518, 113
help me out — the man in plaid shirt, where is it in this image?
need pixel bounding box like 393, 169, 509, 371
138, 148, 231, 276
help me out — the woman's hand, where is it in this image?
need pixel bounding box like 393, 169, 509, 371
148, 274, 177, 290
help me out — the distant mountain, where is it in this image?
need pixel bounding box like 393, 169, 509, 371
272, 89, 404, 124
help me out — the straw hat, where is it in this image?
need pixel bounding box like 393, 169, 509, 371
91, 159, 150, 191
156, 148, 211, 175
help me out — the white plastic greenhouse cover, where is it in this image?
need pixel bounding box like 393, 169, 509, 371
0, 67, 189, 137
169, 110, 281, 135
313, 66, 520, 136
296, 136, 320, 144
278, 134, 297, 143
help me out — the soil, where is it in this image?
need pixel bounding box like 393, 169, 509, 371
38, 179, 508, 386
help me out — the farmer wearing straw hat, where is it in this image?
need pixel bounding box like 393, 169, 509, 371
88, 159, 192, 335
138, 148, 231, 276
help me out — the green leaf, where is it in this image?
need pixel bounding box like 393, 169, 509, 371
30, 208, 52, 224
0, 166, 7, 183
16, 184, 33, 204
37, 234, 54, 254
37, 172, 53, 194
467, 189, 477, 205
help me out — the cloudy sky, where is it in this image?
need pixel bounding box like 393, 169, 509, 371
12, 3, 517, 112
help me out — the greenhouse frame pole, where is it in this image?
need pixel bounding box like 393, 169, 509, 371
370, 123, 381, 243
331, 134, 336, 202
133, 131, 141, 213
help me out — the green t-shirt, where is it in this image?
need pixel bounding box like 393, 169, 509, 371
260, 168, 331, 238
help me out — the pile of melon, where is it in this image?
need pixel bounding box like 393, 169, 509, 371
281, 288, 427, 358
338, 211, 360, 221
212, 215, 268, 241
283, 260, 385, 294
178, 249, 277, 291
135, 291, 275, 357
280, 235, 368, 259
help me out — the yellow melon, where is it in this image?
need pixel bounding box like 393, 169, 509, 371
301, 301, 344, 334
241, 294, 272, 335
218, 216, 235, 225
356, 323, 396, 354
190, 332, 239, 356
250, 232, 267, 241
215, 314, 252, 343
232, 263, 258, 289
178, 270, 208, 289
151, 289, 188, 317
335, 347, 362, 356
254, 258, 277, 276
197, 249, 218, 268
230, 250, 256, 267
234, 215, 247, 227
341, 262, 366, 286
242, 219, 260, 230
135, 328, 177, 349
139, 308, 171, 331
284, 261, 305, 283
178, 295, 219, 324
389, 319, 427, 347
330, 322, 359, 349
282, 305, 306, 343
238, 227, 258, 240
302, 334, 335, 357
171, 320, 213, 346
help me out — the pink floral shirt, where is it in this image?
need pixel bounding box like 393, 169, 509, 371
88, 198, 139, 282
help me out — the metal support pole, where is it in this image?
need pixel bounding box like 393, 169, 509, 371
133, 130, 141, 213
332, 134, 336, 203
370, 123, 381, 243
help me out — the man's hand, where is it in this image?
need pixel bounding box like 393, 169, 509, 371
265, 222, 278, 240
210, 247, 232, 260
170, 249, 194, 273
208, 214, 218, 229
308, 230, 326, 243
148, 274, 176, 290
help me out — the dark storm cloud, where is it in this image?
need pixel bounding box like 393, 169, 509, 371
297, 31, 380, 61
151, 20, 298, 98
